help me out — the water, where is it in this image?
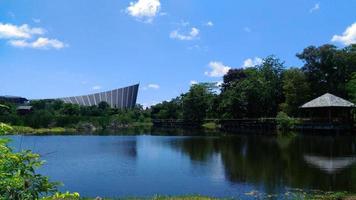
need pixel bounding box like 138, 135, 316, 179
6, 132, 356, 198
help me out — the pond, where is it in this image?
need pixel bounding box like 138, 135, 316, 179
6, 131, 356, 198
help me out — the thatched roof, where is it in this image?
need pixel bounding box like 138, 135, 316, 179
300, 93, 355, 108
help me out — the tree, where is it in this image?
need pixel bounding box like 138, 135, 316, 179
297, 44, 356, 97
346, 72, 356, 103
281, 68, 311, 116
182, 83, 217, 123
151, 97, 183, 120
221, 69, 247, 92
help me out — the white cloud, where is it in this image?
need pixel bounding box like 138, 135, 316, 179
310, 3, 320, 13
205, 21, 214, 27
127, 0, 161, 23
170, 27, 200, 41
9, 37, 67, 49
92, 85, 102, 90
215, 81, 223, 87
205, 61, 231, 77
243, 57, 263, 68
148, 83, 160, 89
190, 80, 198, 85
331, 22, 356, 46
0, 23, 44, 39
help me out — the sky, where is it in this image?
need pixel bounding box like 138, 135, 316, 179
0, 0, 355, 107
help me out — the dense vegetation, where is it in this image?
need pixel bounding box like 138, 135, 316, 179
0, 100, 151, 131
151, 44, 356, 124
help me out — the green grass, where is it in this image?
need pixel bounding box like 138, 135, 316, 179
202, 122, 218, 130
9, 126, 76, 135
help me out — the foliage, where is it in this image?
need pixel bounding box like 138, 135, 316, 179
297, 44, 356, 98
0, 138, 59, 200
151, 97, 183, 120
276, 112, 299, 131
0, 122, 12, 135
281, 68, 311, 116
182, 83, 217, 124
41, 191, 80, 200
0, 100, 151, 131
346, 72, 356, 103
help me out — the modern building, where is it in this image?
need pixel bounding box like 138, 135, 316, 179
58, 84, 139, 109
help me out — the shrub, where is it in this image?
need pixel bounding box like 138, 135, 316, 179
0, 139, 59, 200
41, 191, 80, 200
0, 123, 12, 135
276, 111, 299, 131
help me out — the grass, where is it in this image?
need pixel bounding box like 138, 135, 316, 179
9, 126, 76, 135
202, 122, 218, 130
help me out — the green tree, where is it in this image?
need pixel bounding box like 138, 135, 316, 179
297, 44, 356, 97
281, 68, 311, 116
151, 97, 183, 120
346, 72, 356, 103
182, 83, 217, 123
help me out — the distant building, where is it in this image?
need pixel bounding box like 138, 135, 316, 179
1, 84, 139, 109
58, 84, 139, 109
17, 106, 33, 115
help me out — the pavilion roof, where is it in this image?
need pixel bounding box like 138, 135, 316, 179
300, 93, 355, 108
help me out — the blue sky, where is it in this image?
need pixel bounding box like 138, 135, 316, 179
0, 0, 355, 107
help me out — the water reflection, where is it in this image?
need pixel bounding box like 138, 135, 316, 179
165, 134, 356, 192
6, 132, 356, 198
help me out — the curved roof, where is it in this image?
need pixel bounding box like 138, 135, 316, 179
300, 93, 355, 108
58, 84, 139, 109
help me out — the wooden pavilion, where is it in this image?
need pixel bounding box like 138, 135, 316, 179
299, 93, 355, 131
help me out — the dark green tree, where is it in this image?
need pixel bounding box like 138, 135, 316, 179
280, 68, 311, 116
182, 83, 217, 123
297, 44, 356, 97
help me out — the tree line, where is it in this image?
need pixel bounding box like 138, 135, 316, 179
1, 44, 355, 129
0, 100, 151, 129
151, 44, 356, 123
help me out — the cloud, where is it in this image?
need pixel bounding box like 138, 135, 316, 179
205, 21, 214, 27
127, 0, 161, 23
147, 83, 160, 89
92, 85, 102, 90
310, 3, 320, 13
331, 22, 356, 46
190, 80, 198, 85
9, 37, 67, 49
0, 23, 67, 50
0, 23, 44, 39
170, 27, 200, 41
205, 61, 231, 77
215, 81, 223, 87
243, 57, 263, 68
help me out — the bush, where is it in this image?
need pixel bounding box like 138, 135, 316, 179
0, 138, 59, 200
0, 123, 12, 135
41, 191, 80, 200
276, 111, 299, 131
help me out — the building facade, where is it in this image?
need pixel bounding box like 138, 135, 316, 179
58, 84, 139, 109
